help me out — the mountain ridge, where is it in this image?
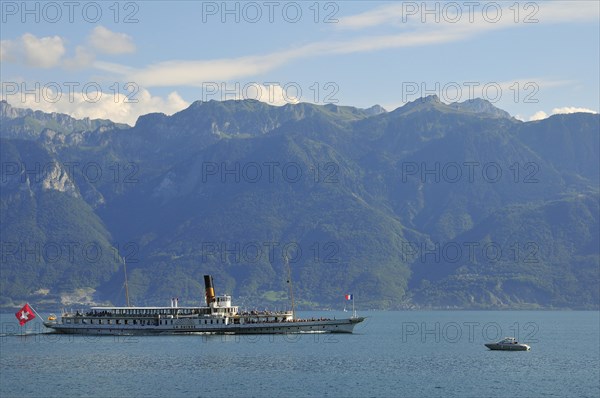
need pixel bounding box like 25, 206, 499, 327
1, 99, 598, 310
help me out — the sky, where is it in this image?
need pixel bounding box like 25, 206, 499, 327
1, 0, 599, 125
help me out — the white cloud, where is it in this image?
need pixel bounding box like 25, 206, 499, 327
95, 29, 466, 88
2, 85, 189, 125
63, 46, 96, 70
89, 26, 135, 55
0, 40, 16, 62
22, 34, 66, 68
338, 4, 406, 30
528, 107, 597, 121
1, 34, 66, 68
1, 27, 135, 70
528, 111, 548, 121
551, 107, 597, 115
125, 55, 287, 87
263, 84, 300, 105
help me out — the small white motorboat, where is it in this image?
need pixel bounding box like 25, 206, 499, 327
485, 337, 530, 351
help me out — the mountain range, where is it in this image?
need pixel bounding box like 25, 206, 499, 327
1, 97, 598, 310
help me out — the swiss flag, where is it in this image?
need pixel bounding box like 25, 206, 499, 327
15, 303, 36, 326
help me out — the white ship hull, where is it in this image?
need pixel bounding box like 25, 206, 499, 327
44, 317, 364, 335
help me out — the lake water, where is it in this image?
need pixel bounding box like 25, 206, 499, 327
1, 311, 598, 398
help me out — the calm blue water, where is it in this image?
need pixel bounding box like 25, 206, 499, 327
1, 311, 598, 398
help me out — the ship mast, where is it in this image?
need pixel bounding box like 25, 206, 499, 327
285, 254, 295, 320
123, 257, 131, 307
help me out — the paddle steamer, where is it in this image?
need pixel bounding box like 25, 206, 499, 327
43, 275, 364, 335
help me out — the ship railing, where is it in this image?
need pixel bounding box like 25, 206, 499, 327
62, 310, 88, 317
239, 310, 293, 316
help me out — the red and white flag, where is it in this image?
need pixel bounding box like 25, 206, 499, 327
15, 303, 36, 326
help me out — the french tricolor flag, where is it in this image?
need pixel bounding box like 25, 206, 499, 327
345, 294, 353, 300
